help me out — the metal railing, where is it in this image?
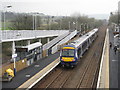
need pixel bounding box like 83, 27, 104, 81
51, 30, 77, 54
58, 30, 77, 45
43, 31, 69, 50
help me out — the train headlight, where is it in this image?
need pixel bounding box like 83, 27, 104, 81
61, 59, 64, 61
72, 59, 75, 61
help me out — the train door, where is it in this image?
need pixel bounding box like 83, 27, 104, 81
87, 39, 89, 49
80, 46, 83, 57
90, 35, 94, 42
77, 47, 82, 58
82, 41, 87, 53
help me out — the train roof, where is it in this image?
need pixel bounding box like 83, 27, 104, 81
70, 28, 98, 48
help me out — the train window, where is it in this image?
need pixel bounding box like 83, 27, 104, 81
82, 41, 87, 50
90, 34, 95, 41
62, 49, 75, 57
88, 39, 89, 44
77, 48, 81, 57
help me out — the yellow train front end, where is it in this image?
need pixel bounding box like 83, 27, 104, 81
60, 45, 78, 67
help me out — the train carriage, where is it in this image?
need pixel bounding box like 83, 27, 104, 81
60, 28, 98, 68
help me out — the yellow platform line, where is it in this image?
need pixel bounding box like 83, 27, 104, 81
16, 58, 60, 90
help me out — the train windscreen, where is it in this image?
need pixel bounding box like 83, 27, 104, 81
62, 49, 75, 57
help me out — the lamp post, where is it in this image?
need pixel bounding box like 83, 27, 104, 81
69, 21, 70, 30
33, 14, 35, 30
47, 16, 50, 30
35, 13, 38, 30
75, 17, 78, 30
48, 16, 53, 30
73, 22, 75, 30
60, 19, 62, 30
3, 5, 12, 30
76, 21, 78, 30
33, 12, 39, 30
12, 41, 17, 76
80, 23, 83, 34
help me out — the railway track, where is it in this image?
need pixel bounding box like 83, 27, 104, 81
33, 26, 107, 89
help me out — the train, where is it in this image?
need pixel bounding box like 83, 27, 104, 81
60, 28, 98, 67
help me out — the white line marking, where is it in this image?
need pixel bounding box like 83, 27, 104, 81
27, 61, 60, 89
112, 60, 117, 62
34, 65, 40, 67
26, 75, 30, 78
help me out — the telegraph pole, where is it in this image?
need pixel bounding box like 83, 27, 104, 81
3, 5, 12, 30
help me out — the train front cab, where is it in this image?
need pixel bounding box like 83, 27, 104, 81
60, 46, 78, 68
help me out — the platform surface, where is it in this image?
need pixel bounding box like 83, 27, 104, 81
97, 28, 109, 88
109, 28, 118, 88
2, 52, 60, 89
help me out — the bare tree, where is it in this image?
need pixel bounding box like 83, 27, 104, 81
9, 13, 42, 30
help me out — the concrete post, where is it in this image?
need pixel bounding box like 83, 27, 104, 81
47, 37, 50, 43
12, 41, 16, 76
39, 39, 41, 43
28, 40, 30, 45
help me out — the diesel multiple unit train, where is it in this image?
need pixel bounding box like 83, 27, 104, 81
60, 28, 98, 67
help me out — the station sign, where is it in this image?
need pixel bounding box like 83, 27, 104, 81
12, 54, 17, 58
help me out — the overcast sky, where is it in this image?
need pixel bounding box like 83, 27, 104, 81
1, 0, 120, 16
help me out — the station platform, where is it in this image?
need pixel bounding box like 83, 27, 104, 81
97, 28, 109, 88
97, 28, 119, 88
109, 28, 118, 88
2, 52, 60, 89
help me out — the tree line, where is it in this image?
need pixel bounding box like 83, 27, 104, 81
1, 12, 104, 30
109, 12, 119, 25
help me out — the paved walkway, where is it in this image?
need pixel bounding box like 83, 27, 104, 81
2, 52, 60, 89
109, 28, 118, 88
